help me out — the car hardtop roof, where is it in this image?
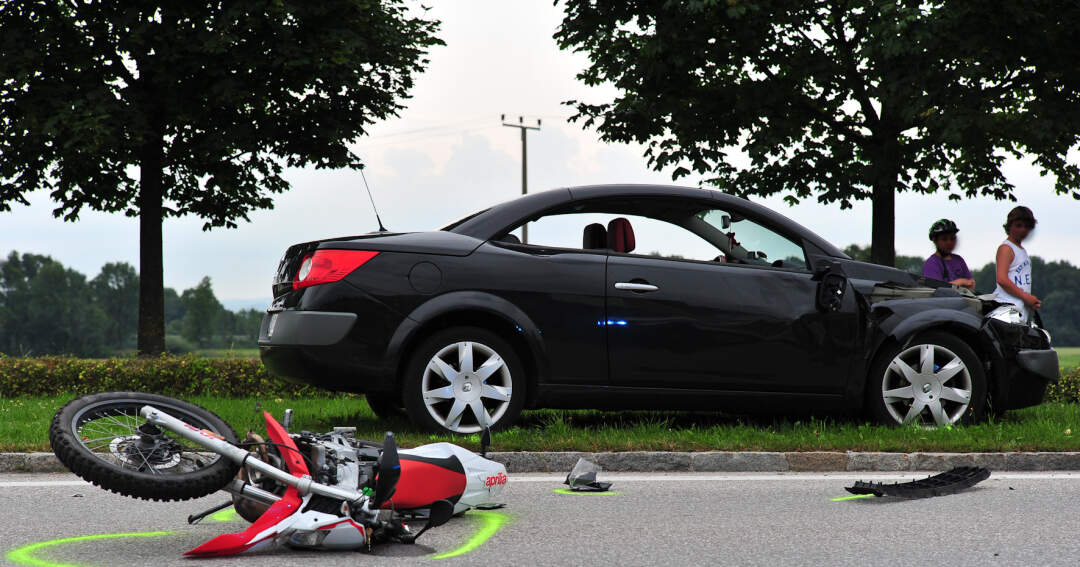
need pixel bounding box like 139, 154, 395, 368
449, 183, 847, 259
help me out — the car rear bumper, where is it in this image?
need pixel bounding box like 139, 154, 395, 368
259, 309, 396, 393
259, 310, 357, 346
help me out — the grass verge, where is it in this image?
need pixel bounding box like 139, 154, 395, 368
3, 396, 1080, 453
1058, 347, 1080, 371
193, 348, 260, 359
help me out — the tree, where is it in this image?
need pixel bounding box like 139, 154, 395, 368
556, 1, 1080, 266
180, 276, 222, 348
843, 244, 922, 274
91, 262, 139, 348
0, 252, 107, 356
163, 287, 184, 326
0, 1, 441, 354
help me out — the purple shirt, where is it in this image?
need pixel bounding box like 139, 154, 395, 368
922, 253, 972, 282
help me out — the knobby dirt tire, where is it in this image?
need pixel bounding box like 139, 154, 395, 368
49, 391, 240, 501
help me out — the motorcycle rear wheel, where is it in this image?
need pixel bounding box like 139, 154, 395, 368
49, 392, 240, 501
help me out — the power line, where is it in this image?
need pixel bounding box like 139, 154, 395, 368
501, 114, 541, 243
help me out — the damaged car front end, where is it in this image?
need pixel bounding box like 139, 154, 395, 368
816, 258, 1059, 425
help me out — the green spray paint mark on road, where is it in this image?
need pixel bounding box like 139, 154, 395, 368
208, 508, 241, 522
7, 531, 171, 567
431, 510, 508, 559
830, 494, 878, 502
552, 488, 620, 495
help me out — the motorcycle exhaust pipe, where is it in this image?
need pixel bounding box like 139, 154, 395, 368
222, 479, 282, 506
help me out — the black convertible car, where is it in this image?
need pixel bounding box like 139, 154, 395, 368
259, 184, 1059, 433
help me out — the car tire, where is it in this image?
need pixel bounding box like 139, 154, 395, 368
867, 331, 987, 427
402, 326, 526, 434
365, 392, 405, 420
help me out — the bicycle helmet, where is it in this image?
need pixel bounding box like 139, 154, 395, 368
928, 218, 959, 241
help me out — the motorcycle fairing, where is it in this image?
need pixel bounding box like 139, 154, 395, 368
185, 411, 310, 556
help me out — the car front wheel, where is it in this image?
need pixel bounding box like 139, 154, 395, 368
402, 326, 526, 434
867, 331, 987, 427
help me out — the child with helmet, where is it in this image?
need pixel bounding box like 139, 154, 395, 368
922, 218, 975, 290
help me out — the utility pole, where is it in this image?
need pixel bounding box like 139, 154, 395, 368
502, 114, 541, 243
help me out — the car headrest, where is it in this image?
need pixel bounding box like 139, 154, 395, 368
607, 217, 636, 253
582, 223, 607, 249
500, 233, 521, 244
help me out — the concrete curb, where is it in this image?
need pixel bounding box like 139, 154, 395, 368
8, 451, 1080, 474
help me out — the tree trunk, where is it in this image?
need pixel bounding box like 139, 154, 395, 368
870, 179, 896, 267
136, 137, 166, 356
869, 131, 901, 267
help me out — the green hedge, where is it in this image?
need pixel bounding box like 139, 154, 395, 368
1, 354, 1076, 404
1045, 366, 1080, 404
0, 355, 335, 397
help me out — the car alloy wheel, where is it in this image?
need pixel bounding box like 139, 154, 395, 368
420, 340, 513, 434
881, 343, 973, 426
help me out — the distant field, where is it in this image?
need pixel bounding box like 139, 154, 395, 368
1059, 347, 1080, 370
194, 348, 259, 359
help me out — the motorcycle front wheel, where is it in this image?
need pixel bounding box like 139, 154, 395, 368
49, 392, 240, 501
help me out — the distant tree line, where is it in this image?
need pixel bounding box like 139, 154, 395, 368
0, 252, 262, 357
2, 247, 1076, 357
844, 244, 1080, 345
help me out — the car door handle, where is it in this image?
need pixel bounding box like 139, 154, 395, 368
614, 282, 659, 292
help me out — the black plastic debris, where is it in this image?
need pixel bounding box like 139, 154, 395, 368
846, 466, 990, 499
565, 458, 612, 492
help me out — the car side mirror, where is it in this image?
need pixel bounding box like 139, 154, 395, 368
816, 272, 846, 312
721, 214, 730, 229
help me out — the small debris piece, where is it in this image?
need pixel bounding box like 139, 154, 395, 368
565, 458, 612, 492
845, 466, 990, 499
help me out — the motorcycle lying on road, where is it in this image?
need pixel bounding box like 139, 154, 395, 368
48, 392, 509, 556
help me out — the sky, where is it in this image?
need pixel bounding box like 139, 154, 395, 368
2, 1, 1079, 306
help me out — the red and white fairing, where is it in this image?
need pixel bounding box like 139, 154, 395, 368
398, 442, 509, 514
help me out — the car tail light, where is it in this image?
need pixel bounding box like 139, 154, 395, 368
293, 250, 379, 290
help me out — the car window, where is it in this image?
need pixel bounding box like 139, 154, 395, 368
511, 212, 722, 261
698, 210, 807, 269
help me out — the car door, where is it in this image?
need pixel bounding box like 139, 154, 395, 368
478, 210, 616, 387
605, 211, 858, 394
482, 242, 609, 386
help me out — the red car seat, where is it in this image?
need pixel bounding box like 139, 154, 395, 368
607, 217, 636, 253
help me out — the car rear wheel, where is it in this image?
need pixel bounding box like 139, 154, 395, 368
402, 326, 526, 434
364, 392, 405, 420
867, 331, 987, 427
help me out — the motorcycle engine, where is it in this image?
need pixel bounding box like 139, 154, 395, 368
233, 427, 383, 523
291, 427, 382, 491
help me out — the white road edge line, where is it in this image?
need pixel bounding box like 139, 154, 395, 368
5, 472, 1080, 489
511, 472, 1080, 482
0, 480, 91, 488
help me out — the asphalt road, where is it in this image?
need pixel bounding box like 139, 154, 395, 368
3, 471, 1080, 566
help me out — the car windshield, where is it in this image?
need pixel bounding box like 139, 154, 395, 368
696, 209, 808, 269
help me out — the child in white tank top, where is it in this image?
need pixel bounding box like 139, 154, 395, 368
993, 206, 1039, 322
